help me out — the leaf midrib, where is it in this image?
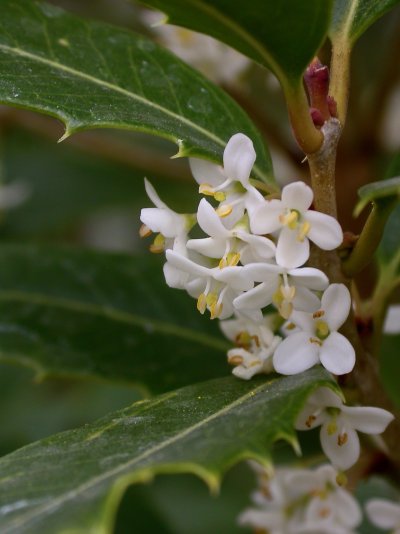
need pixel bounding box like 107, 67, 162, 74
0, 290, 228, 351
162, 0, 285, 81
2, 380, 272, 531
0, 43, 268, 182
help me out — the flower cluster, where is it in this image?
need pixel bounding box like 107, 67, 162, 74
140, 132, 396, 531
140, 132, 353, 379
240, 462, 362, 533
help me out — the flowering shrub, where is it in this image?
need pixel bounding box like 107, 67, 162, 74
0, 1, 399, 532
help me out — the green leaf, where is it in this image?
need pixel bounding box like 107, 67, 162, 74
138, 0, 333, 87
354, 176, 400, 216
330, 0, 400, 44
0, 244, 229, 393
0, 0, 274, 187
0, 368, 337, 534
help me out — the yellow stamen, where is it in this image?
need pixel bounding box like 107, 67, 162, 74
216, 204, 233, 218
209, 301, 223, 319
336, 472, 347, 487
197, 293, 207, 314
227, 252, 240, 266
313, 310, 325, 319
297, 221, 311, 242
305, 415, 316, 428
149, 233, 165, 253
309, 336, 322, 346
235, 331, 252, 348
251, 335, 260, 348
214, 191, 226, 202
249, 359, 262, 367
139, 223, 152, 238
199, 183, 215, 196
337, 432, 348, 446
286, 322, 296, 330
279, 301, 293, 320
228, 354, 244, 366
327, 420, 338, 435
316, 320, 330, 340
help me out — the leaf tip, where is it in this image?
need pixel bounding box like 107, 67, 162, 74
58, 128, 71, 144
171, 139, 187, 159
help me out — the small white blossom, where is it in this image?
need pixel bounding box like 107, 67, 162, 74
384, 304, 400, 334
140, 178, 194, 254
250, 181, 343, 269
220, 314, 281, 379
165, 249, 253, 319
187, 198, 276, 268
366, 498, 400, 532
296, 387, 394, 470
234, 262, 328, 320
273, 284, 355, 376
239, 463, 361, 534
142, 10, 249, 84
189, 133, 265, 228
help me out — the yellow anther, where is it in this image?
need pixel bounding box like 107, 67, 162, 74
336, 472, 347, 487
199, 183, 215, 196
249, 359, 262, 367
318, 507, 331, 519
227, 252, 240, 266
309, 336, 322, 346
228, 354, 244, 366
279, 210, 299, 229
305, 415, 316, 428
206, 293, 218, 307
251, 335, 260, 348
235, 331, 252, 348
286, 322, 296, 330
149, 233, 165, 253
197, 293, 207, 314
218, 258, 227, 269
279, 301, 293, 320
272, 288, 283, 306
327, 420, 338, 435
139, 223, 152, 238
281, 284, 296, 300
313, 310, 325, 319
214, 191, 226, 202
216, 204, 233, 218
337, 432, 348, 446
316, 320, 330, 340
297, 221, 311, 242
209, 301, 223, 319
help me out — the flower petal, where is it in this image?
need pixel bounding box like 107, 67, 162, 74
186, 237, 227, 258
319, 332, 355, 375
144, 178, 168, 209
321, 284, 351, 331
281, 181, 313, 211
342, 405, 394, 434
189, 157, 224, 187
223, 133, 256, 185
290, 310, 315, 333
165, 249, 209, 277
366, 499, 400, 529
273, 332, 319, 375
305, 210, 343, 250
320, 419, 360, 470
236, 230, 276, 259
140, 207, 183, 237
289, 267, 329, 291
384, 304, 400, 334
333, 488, 362, 528
249, 199, 283, 234
234, 281, 276, 311
214, 266, 253, 291
163, 262, 189, 289
293, 286, 320, 313
276, 226, 310, 269
243, 262, 281, 282
197, 198, 230, 237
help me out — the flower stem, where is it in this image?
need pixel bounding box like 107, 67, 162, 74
330, 39, 351, 126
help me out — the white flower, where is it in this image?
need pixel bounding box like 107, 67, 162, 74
234, 262, 329, 320
220, 314, 281, 379
189, 133, 265, 228
296, 387, 394, 470
239, 463, 361, 534
142, 10, 249, 84
366, 498, 400, 532
273, 284, 355, 375
186, 198, 276, 268
250, 181, 343, 269
384, 304, 400, 334
165, 249, 253, 319
140, 178, 194, 253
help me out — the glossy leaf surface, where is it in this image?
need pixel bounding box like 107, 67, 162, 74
0, 368, 337, 534
139, 0, 333, 87
0, 245, 228, 393
0, 0, 274, 185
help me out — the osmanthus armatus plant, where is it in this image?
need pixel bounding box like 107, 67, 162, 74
0, 0, 400, 532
